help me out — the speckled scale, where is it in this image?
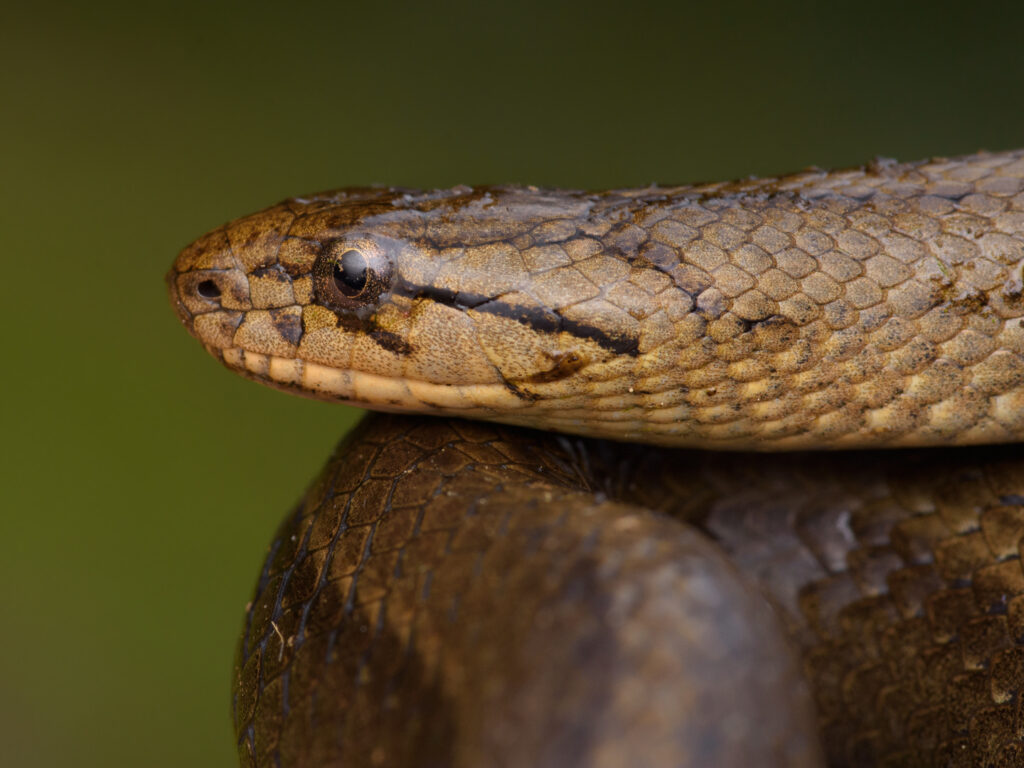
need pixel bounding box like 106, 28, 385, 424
233, 415, 1024, 768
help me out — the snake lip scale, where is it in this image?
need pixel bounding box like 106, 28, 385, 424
170, 151, 1024, 767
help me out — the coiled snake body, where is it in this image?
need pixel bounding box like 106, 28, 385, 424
168, 151, 1024, 767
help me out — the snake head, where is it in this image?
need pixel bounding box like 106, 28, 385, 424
166, 186, 652, 426
167, 153, 1024, 448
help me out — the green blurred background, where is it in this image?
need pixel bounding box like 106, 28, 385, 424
3, 1, 1023, 766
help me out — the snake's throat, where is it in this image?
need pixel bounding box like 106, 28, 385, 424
205, 345, 1024, 451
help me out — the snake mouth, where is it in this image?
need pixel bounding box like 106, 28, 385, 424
215, 346, 535, 417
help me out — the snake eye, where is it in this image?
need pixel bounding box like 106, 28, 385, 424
333, 250, 368, 296
313, 238, 393, 311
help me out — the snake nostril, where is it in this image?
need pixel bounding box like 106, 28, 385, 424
197, 279, 222, 300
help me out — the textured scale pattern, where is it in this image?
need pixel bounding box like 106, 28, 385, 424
600, 440, 1024, 766
233, 415, 820, 768
169, 151, 1024, 448
234, 415, 1024, 767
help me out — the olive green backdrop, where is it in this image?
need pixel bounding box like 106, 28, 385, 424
4, 1, 1023, 766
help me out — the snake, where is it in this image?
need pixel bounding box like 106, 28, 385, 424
167, 150, 1024, 768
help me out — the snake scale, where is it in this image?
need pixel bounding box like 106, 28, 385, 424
167, 150, 1024, 768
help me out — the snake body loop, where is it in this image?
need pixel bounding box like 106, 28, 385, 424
169, 151, 1024, 767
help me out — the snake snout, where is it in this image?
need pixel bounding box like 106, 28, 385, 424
166, 228, 255, 356
165, 266, 194, 330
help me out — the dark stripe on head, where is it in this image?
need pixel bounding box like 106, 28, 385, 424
369, 329, 414, 355
392, 278, 640, 356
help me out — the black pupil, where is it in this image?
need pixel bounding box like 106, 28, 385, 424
197, 279, 221, 299
333, 250, 368, 295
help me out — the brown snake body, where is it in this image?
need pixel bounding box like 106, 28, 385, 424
168, 151, 1024, 767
